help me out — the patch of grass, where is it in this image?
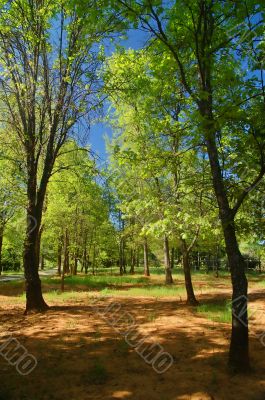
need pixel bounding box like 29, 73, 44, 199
43, 274, 149, 289
18, 290, 86, 302
196, 300, 232, 323
99, 284, 186, 298
87, 361, 108, 385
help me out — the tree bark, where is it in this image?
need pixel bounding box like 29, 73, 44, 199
130, 248, 135, 274
202, 104, 250, 371
119, 238, 124, 275
0, 225, 4, 276
170, 247, 175, 270
73, 254, 78, 275
143, 237, 150, 277
40, 254, 44, 270
61, 229, 69, 292
164, 235, 173, 284
181, 239, 198, 306
24, 209, 49, 313
57, 235, 62, 276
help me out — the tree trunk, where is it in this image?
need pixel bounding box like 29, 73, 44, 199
92, 243, 96, 275
130, 248, 135, 274
61, 229, 69, 292
170, 247, 175, 270
73, 253, 78, 275
0, 225, 4, 276
63, 230, 69, 274
136, 247, 140, 269
203, 108, 250, 371
181, 240, 198, 306
143, 237, 150, 277
40, 254, 44, 270
119, 238, 124, 276
164, 235, 173, 284
57, 235, 62, 276
36, 224, 44, 271
224, 220, 249, 372
24, 210, 49, 313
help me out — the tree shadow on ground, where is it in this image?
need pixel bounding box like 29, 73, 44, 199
0, 297, 264, 400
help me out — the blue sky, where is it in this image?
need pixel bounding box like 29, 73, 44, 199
89, 29, 148, 161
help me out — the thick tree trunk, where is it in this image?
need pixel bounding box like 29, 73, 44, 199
143, 237, 150, 277
0, 225, 4, 276
164, 235, 173, 284
170, 247, 175, 270
203, 110, 250, 371
223, 221, 249, 372
181, 240, 198, 306
36, 224, 44, 271
24, 212, 49, 313
40, 254, 44, 270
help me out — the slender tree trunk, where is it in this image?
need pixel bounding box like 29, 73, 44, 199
130, 248, 135, 274
57, 235, 62, 276
164, 235, 173, 284
73, 253, 78, 275
119, 238, 124, 276
181, 240, 198, 306
0, 225, 4, 276
136, 247, 140, 269
62, 228, 69, 274
92, 243, 96, 275
143, 237, 150, 277
61, 230, 68, 293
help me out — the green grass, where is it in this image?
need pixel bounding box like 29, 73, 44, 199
18, 290, 86, 302
99, 284, 186, 298
196, 300, 232, 323
43, 274, 149, 288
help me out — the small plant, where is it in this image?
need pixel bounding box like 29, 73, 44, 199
196, 301, 232, 323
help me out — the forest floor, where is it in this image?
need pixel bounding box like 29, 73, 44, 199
0, 270, 265, 400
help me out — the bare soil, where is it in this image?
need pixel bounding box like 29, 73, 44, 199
0, 281, 264, 400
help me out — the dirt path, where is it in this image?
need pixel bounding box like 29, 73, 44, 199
0, 290, 264, 400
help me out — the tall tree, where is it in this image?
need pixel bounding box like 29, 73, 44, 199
114, 0, 265, 371
0, 0, 121, 312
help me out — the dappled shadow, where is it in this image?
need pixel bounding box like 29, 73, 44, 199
0, 296, 264, 400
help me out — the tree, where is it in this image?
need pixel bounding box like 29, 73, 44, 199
105, 48, 216, 302
0, 0, 121, 312
112, 0, 265, 371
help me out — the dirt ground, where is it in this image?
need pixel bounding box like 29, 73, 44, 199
0, 281, 265, 400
